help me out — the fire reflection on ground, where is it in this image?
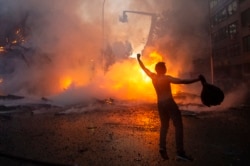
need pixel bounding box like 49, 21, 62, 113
0, 101, 250, 165
0, 102, 163, 165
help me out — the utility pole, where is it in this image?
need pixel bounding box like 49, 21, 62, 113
208, 0, 214, 84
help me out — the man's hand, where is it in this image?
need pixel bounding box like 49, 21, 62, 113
137, 54, 141, 60
199, 74, 206, 84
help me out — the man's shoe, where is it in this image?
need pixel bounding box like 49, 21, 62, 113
176, 153, 193, 161
159, 149, 169, 160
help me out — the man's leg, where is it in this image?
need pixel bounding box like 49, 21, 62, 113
159, 117, 169, 151
158, 103, 170, 159
170, 105, 185, 155
171, 106, 193, 161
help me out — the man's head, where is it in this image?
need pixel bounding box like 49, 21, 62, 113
155, 62, 167, 75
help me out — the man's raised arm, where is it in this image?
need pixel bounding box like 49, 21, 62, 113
137, 54, 154, 77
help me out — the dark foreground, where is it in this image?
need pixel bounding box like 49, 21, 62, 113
0, 102, 250, 166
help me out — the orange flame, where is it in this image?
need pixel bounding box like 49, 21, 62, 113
55, 51, 180, 101
98, 51, 180, 101
60, 76, 73, 90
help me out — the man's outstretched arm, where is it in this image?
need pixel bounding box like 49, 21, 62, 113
137, 54, 154, 77
168, 75, 201, 84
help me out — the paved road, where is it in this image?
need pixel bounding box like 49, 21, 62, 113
0, 102, 249, 166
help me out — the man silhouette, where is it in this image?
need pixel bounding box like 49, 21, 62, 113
137, 53, 201, 161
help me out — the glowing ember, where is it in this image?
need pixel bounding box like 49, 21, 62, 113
0, 47, 5, 52
16, 29, 21, 34
12, 40, 17, 44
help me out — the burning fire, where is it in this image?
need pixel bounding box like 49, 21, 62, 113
98, 51, 180, 101
49, 51, 180, 102
60, 76, 73, 90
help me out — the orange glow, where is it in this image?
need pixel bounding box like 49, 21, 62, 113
60, 76, 73, 90
141, 116, 151, 125
99, 51, 181, 101
171, 85, 179, 95
148, 51, 179, 95
148, 51, 163, 62
54, 51, 181, 102
0, 47, 4, 52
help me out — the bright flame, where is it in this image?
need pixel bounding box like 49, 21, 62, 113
60, 76, 73, 90
171, 85, 179, 95
54, 51, 180, 102
149, 51, 163, 62
140, 70, 151, 83
98, 51, 181, 101
148, 51, 180, 95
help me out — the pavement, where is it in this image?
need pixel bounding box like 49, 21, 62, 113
0, 101, 250, 166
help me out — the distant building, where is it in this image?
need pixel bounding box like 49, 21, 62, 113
208, 0, 250, 92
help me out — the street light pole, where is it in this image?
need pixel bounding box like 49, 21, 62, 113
208, 0, 214, 84
119, 10, 157, 51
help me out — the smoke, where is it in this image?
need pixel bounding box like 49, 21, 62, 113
2, 0, 245, 110
0, 0, 165, 99
0, 0, 103, 97
218, 83, 248, 109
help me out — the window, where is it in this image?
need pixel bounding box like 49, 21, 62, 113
210, 0, 218, 9
241, 8, 250, 27
228, 1, 238, 16
211, 1, 238, 26
220, 8, 228, 21
228, 43, 240, 57
243, 35, 250, 52
213, 47, 227, 58
243, 63, 250, 75
211, 32, 218, 42
211, 14, 219, 26
228, 22, 238, 39
212, 26, 228, 42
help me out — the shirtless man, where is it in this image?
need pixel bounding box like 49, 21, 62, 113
137, 53, 201, 161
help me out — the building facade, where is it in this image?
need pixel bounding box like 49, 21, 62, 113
209, 0, 250, 92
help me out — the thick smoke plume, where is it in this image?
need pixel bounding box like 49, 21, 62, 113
1, 0, 245, 109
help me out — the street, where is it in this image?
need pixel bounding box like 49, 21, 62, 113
0, 102, 249, 166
